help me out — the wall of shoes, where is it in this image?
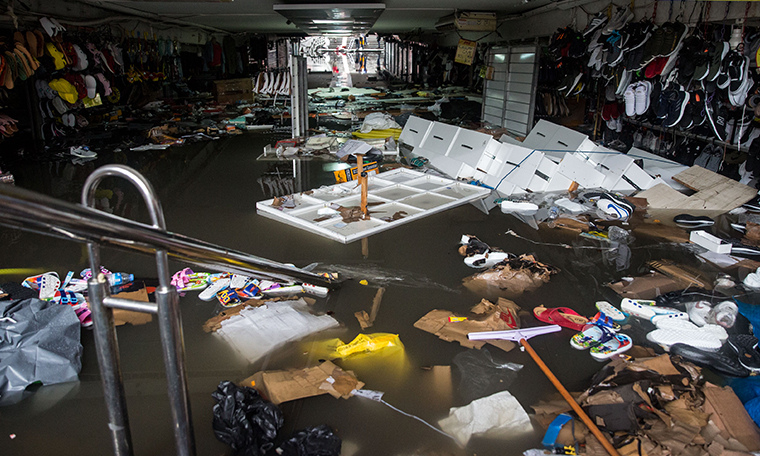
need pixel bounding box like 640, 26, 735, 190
537, 2, 760, 185
0, 15, 256, 156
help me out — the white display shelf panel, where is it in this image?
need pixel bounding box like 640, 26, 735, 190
256, 169, 490, 244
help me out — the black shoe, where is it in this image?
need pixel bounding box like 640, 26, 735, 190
673, 213, 714, 229
664, 90, 689, 128
743, 195, 760, 212
727, 334, 760, 372
670, 343, 750, 377
728, 240, 760, 258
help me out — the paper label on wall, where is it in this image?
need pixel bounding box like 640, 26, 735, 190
455, 39, 477, 65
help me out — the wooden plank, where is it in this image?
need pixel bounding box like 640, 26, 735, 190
637, 183, 689, 209
671, 166, 756, 211
672, 166, 729, 191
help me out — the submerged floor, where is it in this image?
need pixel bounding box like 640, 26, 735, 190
0, 133, 735, 456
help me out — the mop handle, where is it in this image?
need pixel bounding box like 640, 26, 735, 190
520, 338, 622, 456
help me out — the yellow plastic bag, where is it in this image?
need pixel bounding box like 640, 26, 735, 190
333, 333, 402, 359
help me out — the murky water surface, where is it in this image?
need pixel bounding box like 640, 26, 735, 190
0, 133, 738, 456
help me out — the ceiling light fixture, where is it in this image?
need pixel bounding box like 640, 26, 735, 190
312, 19, 355, 24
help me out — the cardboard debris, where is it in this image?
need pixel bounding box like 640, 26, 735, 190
241, 360, 364, 405
462, 254, 559, 294
608, 272, 685, 300
413, 298, 520, 353
633, 223, 690, 243
112, 287, 153, 326
702, 384, 760, 451
743, 222, 760, 246
647, 259, 713, 290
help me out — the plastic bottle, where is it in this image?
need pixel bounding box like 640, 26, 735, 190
107, 273, 134, 286
548, 206, 560, 220
707, 301, 739, 328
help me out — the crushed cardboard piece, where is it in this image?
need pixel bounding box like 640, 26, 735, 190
702, 383, 760, 451
633, 223, 690, 243
647, 259, 713, 290
743, 222, 760, 246
112, 287, 153, 326
665, 399, 710, 428
548, 216, 591, 233
531, 398, 574, 417
413, 299, 519, 353
637, 354, 682, 376
355, 311, 371, 329
462, 254, 559, 294
608, 272, 685, 300
241, 360, 363, 405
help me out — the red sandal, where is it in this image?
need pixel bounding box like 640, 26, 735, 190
533, 305, 589, 331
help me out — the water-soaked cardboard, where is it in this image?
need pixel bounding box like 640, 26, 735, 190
413, 298, 519, 353
241, 360, 363, 405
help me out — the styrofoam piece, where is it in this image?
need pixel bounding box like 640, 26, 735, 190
398, 115, 433, 149
214, 298, 340, 363
690, 230, 731, 254
448, 129, 492, 168
256, 168, 490, 243
419, 121, 459, 155
557, 153, 606, 188
526, 156, 558, 193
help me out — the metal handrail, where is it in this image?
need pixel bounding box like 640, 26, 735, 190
0, 165, 340, 456
0, 174, 337, 287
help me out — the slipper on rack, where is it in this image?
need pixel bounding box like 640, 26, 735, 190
534, 305, 589, 331
595, 301, 626, 321
590, 332, 633, 360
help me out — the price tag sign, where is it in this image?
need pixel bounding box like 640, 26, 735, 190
455, 39, 477, 65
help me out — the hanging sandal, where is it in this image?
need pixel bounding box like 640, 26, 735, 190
533, 306, 589, 331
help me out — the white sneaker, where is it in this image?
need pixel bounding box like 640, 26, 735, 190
624, 83, 637, 117
70, 146, 97, 158
635, 81, 652, 115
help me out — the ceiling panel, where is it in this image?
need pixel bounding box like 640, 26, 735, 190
104, 0, 551, 34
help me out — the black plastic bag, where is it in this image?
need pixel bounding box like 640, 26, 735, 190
211, 380, 283, 456
452, 348, 522, 403
278, 425, 341, 456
